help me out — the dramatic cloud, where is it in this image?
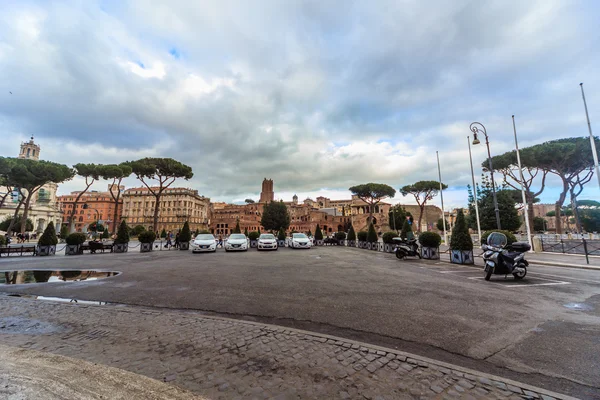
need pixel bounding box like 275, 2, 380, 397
1, 0, 599, 208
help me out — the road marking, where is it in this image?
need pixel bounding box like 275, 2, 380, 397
529, 272, 600, 285
467, 276, 570, 287
505, 282, 570, 288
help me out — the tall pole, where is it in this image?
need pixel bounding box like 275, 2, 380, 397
436, 151, 448, 244
580, 83, 600, 190
467, 136, 482, 245
471, 122, 501, 230
512, 115, 532, 249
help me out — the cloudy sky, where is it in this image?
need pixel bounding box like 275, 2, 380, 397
1, 0, 599, 209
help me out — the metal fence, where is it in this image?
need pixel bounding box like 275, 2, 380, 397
540, 238, 600, 259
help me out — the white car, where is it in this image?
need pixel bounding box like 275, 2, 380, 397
289, 233, 312, 249
257, 233, 278, 250
191, 233, 217, 253
225, 233, 249, 252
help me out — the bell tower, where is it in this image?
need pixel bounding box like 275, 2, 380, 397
259, 178, 274, 203
19, 136, 40, 160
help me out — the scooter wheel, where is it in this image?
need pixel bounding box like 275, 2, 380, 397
396, 251, 405, 260
513, 267, 527, 280
484, 266, 493, 281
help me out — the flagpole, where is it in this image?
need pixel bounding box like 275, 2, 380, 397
580, 83, 600, 190
436, 151, 448, 244
512, 115, 532, 250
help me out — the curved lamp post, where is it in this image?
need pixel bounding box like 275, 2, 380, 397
470, 122, 501, 230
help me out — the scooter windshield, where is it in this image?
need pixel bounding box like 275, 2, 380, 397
487, 232, 507, 248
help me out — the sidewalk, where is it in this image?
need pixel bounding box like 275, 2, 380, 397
0, 296, 574, 400
439, 245, 600, 269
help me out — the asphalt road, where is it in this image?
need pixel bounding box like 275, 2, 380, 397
1, 246, 599, 398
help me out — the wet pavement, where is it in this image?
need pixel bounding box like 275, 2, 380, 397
0, 247, 598, 397
0, 270, 119, 284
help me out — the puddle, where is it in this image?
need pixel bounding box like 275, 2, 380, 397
0, 270, 120, 285
0, 316, 66, 335
563, 303, 594, 311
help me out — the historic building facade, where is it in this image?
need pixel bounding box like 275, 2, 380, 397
0, 137, 63, 233
57, 184, 124, 233
121, 187, 210, 233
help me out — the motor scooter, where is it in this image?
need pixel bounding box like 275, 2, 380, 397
392, 237, 421, 260
482, 232, 530, 281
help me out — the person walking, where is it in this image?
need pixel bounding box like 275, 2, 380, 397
175, 232, 180, 249
165, 231, 173, 249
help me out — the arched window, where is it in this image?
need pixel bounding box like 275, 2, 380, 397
78, 217, 83, 222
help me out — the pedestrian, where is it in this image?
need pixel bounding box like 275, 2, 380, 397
175, 232, 180, 249
166, 231, 173, 249
218, 234, 223, 248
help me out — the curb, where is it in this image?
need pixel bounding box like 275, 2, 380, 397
527, 259, 600, 271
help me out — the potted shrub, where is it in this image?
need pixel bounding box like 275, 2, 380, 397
59, 224, 69, 243
160, 228, 167, 239
138, 230, 156, 252
314, 224, 324, 246
113, 220, 129, 253
357, 231, 367, 248
419, 231, 442, 259
346, 226, 356, 247
335, 231, 346, 245
449, 209, 473, 264
37, 222, 58, 256
65, 232, 86, 255
248, 231, 260, 248
277, 228, 286, 247
179, 221, 192, 250
366, 223, 378, 250
0, 235, 7, 247
382, 231, 398, 253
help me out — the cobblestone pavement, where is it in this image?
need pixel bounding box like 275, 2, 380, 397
0, 296, 572, 400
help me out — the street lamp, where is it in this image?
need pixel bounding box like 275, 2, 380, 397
470, 122, 501, 230
467, 136, 482, 245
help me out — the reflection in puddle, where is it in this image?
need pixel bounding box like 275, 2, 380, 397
0, 270, 120, 284
36, 296, 110, 305
563, 303, 594, 311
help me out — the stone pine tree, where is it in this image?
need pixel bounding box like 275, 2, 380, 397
349, 183, 396, 227
314, 224, 323, 240
100, 163, 132, 234
68, 163, 103, 233
400, 181, 447, 233
129, 158, 193, 232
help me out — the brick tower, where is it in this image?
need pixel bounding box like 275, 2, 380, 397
259, 178, 274, 203
18, 136, 40, 160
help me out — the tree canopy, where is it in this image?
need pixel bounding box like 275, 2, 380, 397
67, 163, 104, 233
349, 183, 396, 226
260, 201, 290, 232
129, 158, 193, 232
388, 205, 411, 233
467, 177, 521, 232
100, 163, 132, 234
400, 180, 446, 233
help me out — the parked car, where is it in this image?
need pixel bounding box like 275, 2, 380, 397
289, 233, 312, 249
191, 233, 218, 253
225, 233, 249, 252
257, 233, 278, 250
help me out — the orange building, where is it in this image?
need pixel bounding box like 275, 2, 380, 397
58, 185, 123, 233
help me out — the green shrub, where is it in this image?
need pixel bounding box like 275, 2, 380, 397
357, 231, 368, 241
419, 231, 442, 247
179, 221, 192, 242
194, 229, 200, 236
335, 231, 346, 240
0, 236, 7, 246
160, 228, 167, 238
132, 225, 146, 236
315, 225, 323, 240
481, 230, 517, 245
66, 232, 86, 246
382, 231, 399, 244
277, 228, 286, 241
102, 229, 110, 239
114, 220, 130, 244
244, 227, 248, 236
233, 220, 241, 234
138, 230, 156, 243
257, 227, 261, 235
367, 223, 378, 243
347, 226, 356, 241
38, 222, 58, 246
248, 231, 260, 240
450, 209, 473, 251
400, 219, 413, 240
60, 224, 69, 240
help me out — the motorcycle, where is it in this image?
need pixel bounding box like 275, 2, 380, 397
481, 232, 530, 281
392, 237, 421, 260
